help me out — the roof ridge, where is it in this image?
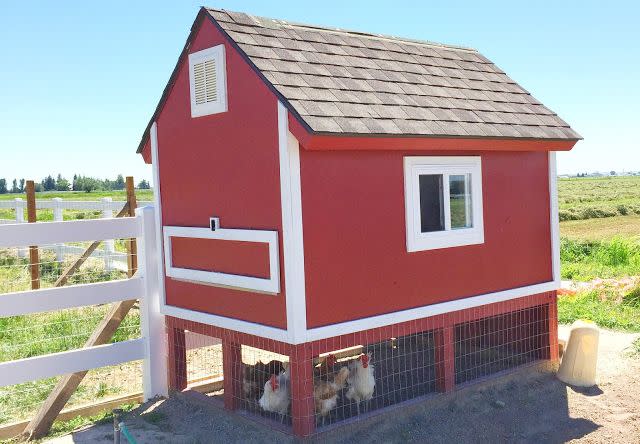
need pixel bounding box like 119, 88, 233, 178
205, 7, 478, 54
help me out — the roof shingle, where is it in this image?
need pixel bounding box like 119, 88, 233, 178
206, 7, 580, 140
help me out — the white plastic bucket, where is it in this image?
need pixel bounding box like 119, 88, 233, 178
557, 320, 600, 387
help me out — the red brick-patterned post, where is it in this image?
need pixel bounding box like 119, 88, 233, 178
290, 343, 315, 437
547, 291, 559, 361
222, 334, 242, 411
167, 320, 188, 391
434, 321, 455, 392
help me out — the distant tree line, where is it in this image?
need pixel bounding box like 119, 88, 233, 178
0, 175, 151, 194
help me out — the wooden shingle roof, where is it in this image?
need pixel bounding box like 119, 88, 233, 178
207, 8, 580, 140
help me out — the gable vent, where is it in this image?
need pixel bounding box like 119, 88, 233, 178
193, 59, 217, 105
188, 45, 227, 117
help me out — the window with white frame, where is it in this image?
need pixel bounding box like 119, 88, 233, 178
188, 45, 227, 117
404, 156, 484, 252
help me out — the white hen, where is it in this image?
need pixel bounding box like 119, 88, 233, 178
346, 352, 375, 415
258, 367, 290, 422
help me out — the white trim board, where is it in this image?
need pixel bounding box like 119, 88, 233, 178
0, 339, 145, 387
160, 280, 557, 344
277, 102, 307, 343
163, 226, 280, 294
549, 152, 560, 285
160, 304, 290, 342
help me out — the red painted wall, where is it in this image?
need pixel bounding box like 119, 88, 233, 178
300, 149, 552, 328
171, 237, 271, 279
156, 19, 287, 328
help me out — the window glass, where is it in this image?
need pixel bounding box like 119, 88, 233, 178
419, 174, 444, 232
449, 174, 473, 229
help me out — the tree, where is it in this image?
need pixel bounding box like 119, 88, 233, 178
19, 179, 25, 193
42, 175, 56, 191
0, 179, 7, 194
610, 171, 617, 176
11, 179, 19, 193
55, 174, 70, 191
137, 179, 150, 189
34, 183, 43, 192
114, 174, 125, 190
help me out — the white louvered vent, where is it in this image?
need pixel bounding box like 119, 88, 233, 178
189, 45, 227, 117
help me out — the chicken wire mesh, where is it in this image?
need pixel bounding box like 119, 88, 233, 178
454, 304, 550, 385
183, 301, 553, 435
184, 331, 223, 385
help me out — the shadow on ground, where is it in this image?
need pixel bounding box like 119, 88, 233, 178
51, 364, 599, 444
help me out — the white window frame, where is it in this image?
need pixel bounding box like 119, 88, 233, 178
163, 226, 280, 294
404, 156, 484, 252
188, 45, 227, 118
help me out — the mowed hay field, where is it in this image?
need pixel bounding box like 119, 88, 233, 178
557, 176, 640, 333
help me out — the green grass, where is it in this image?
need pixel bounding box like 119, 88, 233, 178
0, 190, 153, 201
558, 176, 640, 221
560, 237, 640, 281
558, 290, 640, 332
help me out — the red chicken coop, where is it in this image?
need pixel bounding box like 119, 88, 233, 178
136, 7, 580, 437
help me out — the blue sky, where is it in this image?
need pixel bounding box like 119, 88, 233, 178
1, 1, 638, 183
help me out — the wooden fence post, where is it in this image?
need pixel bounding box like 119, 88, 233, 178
126, 177, 138, 277
26, 181, 39, 290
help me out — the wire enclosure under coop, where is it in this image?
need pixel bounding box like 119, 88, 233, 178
166, 294, 556, 436
455, 304, 550, 385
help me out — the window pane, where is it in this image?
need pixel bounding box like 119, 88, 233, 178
450, 174, 472, 229
419, 174, 444, 232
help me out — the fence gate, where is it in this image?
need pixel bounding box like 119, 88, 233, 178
0, 206, 167, 439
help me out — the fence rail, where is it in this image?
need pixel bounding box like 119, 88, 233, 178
0, 206, 167, 431
0, 198, 153, 271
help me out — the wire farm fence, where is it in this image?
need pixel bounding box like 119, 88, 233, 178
0, 245, 142, 427
0, 199, 153, 274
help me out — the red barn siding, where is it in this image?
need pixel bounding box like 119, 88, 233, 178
300, 149, 552, 328
156, 19, 287, 328
171, 237, 271, 279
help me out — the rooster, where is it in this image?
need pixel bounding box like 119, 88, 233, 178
346, 353, 375, 415
258, 368, 290, 422
314, 354, 337, 377
314, 366, 350, 426
243, 360, 285, 402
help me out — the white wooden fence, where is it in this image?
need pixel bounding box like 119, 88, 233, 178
0, 206, 168, 400
0, 198, 153, 271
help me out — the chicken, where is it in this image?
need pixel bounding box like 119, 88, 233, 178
346, 353, 375, 415
243, 360, 285, 402
314, 354, 337, 377
258, 368, 290, 422
314, 366, 350, 426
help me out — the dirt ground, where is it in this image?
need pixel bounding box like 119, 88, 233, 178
45, 327, 639, 444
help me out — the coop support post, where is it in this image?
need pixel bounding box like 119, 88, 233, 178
167, 320, 187, 391
52, 198, 64, 263
547, 291, 559, 362
221, 335, 242, 411
434, 321, 455, 392
137, 206, 169, 400
14, 198, 26, 257
101, 197, 115, 272
290, 343, 315, 437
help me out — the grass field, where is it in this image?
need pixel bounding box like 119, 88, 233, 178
558, 175, 640, 221
558, 176, 640, 337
